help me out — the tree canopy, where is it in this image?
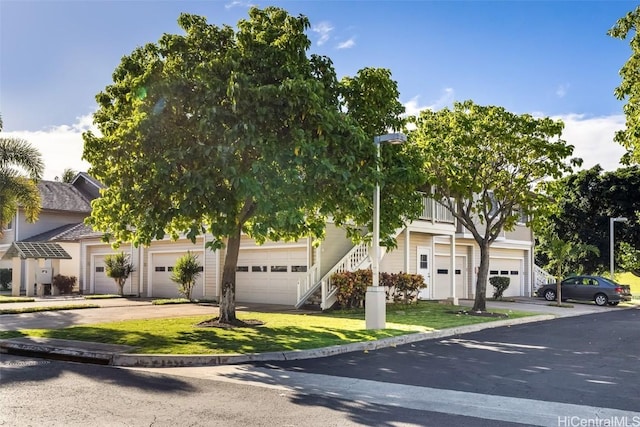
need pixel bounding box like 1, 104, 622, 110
409, 100, 579, 311
609, 6, 640, 165
83, 7, 425, 323
0, 114, 44, 234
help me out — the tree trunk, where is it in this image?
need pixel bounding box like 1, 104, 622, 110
555, 276, 562, 307
117, 279, 125, 296
219, 223, 242, 324
472, 242, 491, 312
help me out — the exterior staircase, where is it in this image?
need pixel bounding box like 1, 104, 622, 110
533, 265, 556, 292
296, 227, 408, 310
296, 242, 371, 310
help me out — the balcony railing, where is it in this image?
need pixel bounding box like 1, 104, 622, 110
419, 195, 455, 223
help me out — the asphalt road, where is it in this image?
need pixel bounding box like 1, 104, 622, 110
252, 308, 640, 412
1, 354, 528, 427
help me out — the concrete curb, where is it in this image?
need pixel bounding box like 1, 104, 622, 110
1, 314, 554, 368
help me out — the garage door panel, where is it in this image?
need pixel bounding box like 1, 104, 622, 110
489, 259, 521, 297
236, 248, 307, 305
93, 256, 118, 294
151, 252, 204, 298
433, 256, 466, 299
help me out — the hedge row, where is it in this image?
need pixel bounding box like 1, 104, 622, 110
331, 269, 426, 309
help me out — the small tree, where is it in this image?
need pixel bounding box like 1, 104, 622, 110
170, 251, 202, 301
537, 230, 600, 306
103, 252, 135, 296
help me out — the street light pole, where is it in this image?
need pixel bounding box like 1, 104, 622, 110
365, 132, 407, 330
610, 217, 628, 280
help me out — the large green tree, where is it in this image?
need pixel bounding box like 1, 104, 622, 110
83, 8, 424, 323
535, 165, 640, 275
409, 100, 579, 312
609, 6, 640, 165
0, 114, 44, 235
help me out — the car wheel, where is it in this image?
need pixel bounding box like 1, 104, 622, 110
544, 289, 556, 301
594, 293, 608, 306
608, 301, 619, 306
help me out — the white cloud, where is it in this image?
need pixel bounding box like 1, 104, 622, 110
312, 22, 333, 46
4, 114, 96, 181
556, 84, 569, 98
336, 38, 355, 49
403, 88, 455, 116
225, 1, 254, 9
554, 113, 626, 172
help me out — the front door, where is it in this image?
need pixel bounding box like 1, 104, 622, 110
417, 247, 431, 300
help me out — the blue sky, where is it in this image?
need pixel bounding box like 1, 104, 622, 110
0, 0, 636, 179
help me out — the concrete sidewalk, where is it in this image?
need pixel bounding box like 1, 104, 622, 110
0, 295, 627, 368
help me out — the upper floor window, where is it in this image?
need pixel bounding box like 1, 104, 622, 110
2, 220, 12, 231
513, 207, 529, 224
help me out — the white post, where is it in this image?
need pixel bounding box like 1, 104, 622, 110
366, 142, 386, 329
365, 133, 406, 330
450, 234, 458, 305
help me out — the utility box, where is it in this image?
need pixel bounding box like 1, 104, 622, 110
37, 267, 53, 284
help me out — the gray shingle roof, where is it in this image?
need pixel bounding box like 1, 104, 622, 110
23, 223, 102, 242
38, 180, 92, 213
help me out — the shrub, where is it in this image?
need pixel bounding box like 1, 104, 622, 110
489, 276, 510, 300
52, 274, 77, 294
104, 252, 135, 296
332, 269, 371, 309
0, 269, 11, 290
332, 270, 426, 308
382, 272, 426, 304
170, 252, 202, 301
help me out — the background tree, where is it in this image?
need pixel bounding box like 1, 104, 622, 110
536, 222, 600, 306
0, 114, 44, 235
56, 168, 77, 183
83, 8, 425, 324
609, 6, 640, 165
619, 241, 640, 277
409, 100, 579, 312
103, 252, 135, 296
171, 251, 202, 301
535, 166, 640, 275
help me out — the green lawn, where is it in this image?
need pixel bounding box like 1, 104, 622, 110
0, 296, 35, 304
616, 272, 640, 295
0, 301, 535, 355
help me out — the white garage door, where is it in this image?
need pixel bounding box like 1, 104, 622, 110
489, 258, 522, 297
93, 255, 121, 295
433, 255, 466, 299
235, 247, 307, 305
150, 252, 204, 298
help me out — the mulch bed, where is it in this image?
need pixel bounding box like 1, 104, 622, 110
196, 317, 265, 329
451, 310, 509, 318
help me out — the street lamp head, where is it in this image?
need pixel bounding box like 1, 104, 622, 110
612, 217, 629, 223
374, 132, 407, 145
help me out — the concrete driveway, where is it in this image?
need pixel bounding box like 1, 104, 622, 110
0, 296, 307, 331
